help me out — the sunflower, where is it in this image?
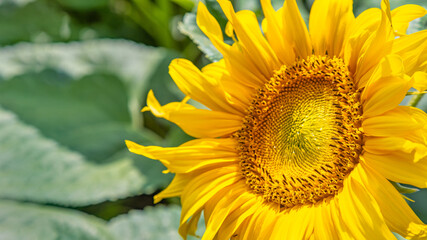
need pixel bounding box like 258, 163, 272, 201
126, 0, 427, 239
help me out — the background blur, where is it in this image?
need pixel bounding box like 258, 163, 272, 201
0, 0, 426, 239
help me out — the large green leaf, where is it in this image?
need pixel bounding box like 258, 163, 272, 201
0, 200, 115, 240
0, 0, 151, 46
0, 39, 180, 133
108, 205, 205, 240
0, 40, 180, 206
55, 0, 109, 11
0, 0, 80, 45
0, 105, 156, 206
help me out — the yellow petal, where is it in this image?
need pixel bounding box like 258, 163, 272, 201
202, 181, 247, 240
241, 203, 276, 240
201, 60, 252, 111
260, 0, 295, 65
359, 54, 404, 95
165, 109, 241, 138
281, 0, 312, 58
357, 162, 427, 239
356, 1, 394, 82
233, 218, 251, 240
336, 164, 395, 239
412, 71, 427, 92
309, 0, 354, 56
217, 0, 280, 77
361, 56, 412, 118
270, 205, 314, 239
180, 166, 242, 226
313, 200, 340, 239
392, 30, 427, 76
343, 8, 381, 72
196, 2, 264, 89
144, 90, 194, 117
391, 4, 427, 36
169, 59, 243, 115
154, 173, 189, 203
345, 1, 394, 82
209, 185, 260, 240
145, 91, 242, 138
362, 151, 427, 188
125, 138, 238, 173
196, 2, 227, 52
330, 197, 354, 239
364, 136, 427, 163
362, 77, 412, 118
224, 20, 233, 38
363, 106, 423, 137
180, 209, 202, 240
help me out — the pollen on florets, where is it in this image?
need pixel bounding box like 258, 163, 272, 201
234, 55, 363, 209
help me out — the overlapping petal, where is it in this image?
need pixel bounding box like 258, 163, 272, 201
240, 205, 277, 240
309, 0, 354, 57
126, 138, 238, 173
392, 30, 427, 76
201, 60, 253, 111
169, 58, 245, 115
269, 205, 315, 239
217, 0, 281, 76
363, 106, 426, 137
280, 0, 312, 58
361, 55, 412, 118
363, 151, 427, 188
345, 1, 394, 82
197, 1, 279, 89
179, 165, 242, 232
143, 91, 242, 138
358, 163, 427, 239
260, 0, 294, 65
336, 164, 395, 239
412, 71, 427, 92
203, 182, 261, 240
391, 4, 427, 36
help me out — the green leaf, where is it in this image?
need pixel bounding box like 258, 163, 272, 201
0, 106, 156, 206
0, 0, 82, 45
178, 12, 223, 62
0, 0, 151, 46
171, 0, 196, 11
0, 39, 180, 127
55, 0, 109, 10
108, 205, 205, 240
0, 0, 36, 6
0, 199, 115, 240
0, 40, 180, 206
406, 188, 427, 223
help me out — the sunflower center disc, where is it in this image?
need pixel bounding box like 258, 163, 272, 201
235, 56, 363, 208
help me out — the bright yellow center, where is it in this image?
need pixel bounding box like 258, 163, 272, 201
235, 55, 363, 208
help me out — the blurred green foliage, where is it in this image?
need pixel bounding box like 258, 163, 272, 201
0, 0, 425, 239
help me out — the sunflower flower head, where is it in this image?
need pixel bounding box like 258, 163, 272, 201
126, 0, 427, 239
